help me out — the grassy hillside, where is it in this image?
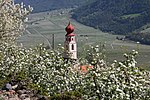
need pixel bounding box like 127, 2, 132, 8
17, 10, 150, 70
72, 0, 150, 34
15, 0, 93, 13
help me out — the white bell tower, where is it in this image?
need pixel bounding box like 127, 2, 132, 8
64, 22, 77, 59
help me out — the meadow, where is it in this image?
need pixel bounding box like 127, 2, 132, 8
17, 10, 150, 70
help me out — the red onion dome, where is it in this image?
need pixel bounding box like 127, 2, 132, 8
65, 22, 74, 34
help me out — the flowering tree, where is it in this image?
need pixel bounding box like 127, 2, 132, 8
0, 42, 149, 99
0, 1, 149, 99
0, 0, 32, 42
82, 50, 150, 100
0, 43, 83, 97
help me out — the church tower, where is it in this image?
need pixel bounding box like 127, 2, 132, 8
64, 22, 77, 59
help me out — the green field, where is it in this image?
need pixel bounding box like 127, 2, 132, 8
17, 11, 150, 70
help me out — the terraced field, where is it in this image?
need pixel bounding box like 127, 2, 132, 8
17, 10, 150, 70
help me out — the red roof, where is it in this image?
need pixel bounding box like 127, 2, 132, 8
66, 33, 75, 36
81, 66, 87, 73
80, 65, 94, 73
65, 22, 74, 34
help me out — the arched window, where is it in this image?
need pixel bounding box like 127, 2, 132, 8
69, 37, 71, 41
72, 44, 74, 50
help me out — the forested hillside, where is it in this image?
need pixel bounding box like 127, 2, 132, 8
15, 0, 93, 13
127, 24, 150, 45
72, 0, 150, 35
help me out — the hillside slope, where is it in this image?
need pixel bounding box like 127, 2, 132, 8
72, 0, 150, 34
15, 0, 93, 13
126, 24, 150, 45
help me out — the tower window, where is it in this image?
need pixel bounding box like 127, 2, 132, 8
72, 44, 74, 50
69, 37, 71, 41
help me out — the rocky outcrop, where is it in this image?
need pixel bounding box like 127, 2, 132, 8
0, 82, 48, 100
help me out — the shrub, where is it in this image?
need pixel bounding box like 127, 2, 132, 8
82, 50, 150, 100
0, 42, 149, 99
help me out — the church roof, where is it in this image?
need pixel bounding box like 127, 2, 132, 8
65, 22, 74, 34
66, 33, 75, 36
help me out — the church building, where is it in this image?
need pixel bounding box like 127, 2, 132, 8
64, 22, 77, 59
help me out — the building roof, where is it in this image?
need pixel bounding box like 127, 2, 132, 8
65, 22, 74, 34
66, 33, 75, 36
80, 65, 94, 73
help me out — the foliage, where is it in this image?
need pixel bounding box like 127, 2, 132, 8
85, 45, 106, 65
0, 1, 149, 99
82, 50, 150, 99
0, 41, 150, 99
72, 0, 150, 35
126, 28, 150, 45
0, 0, 32, 42
0, 43, 83, 96
15, 0, 94, 13
50, 91, 82, 100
